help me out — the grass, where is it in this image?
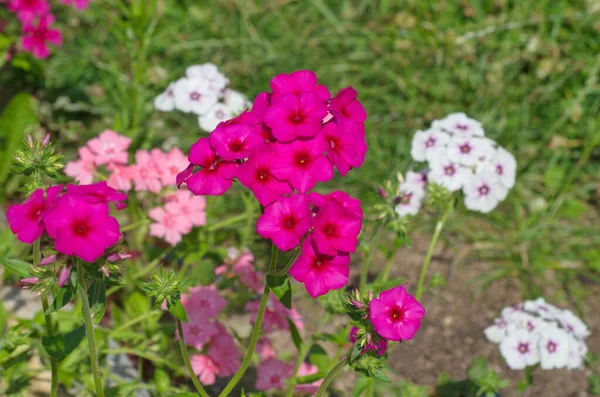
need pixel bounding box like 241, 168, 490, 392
2, 0, 599, 314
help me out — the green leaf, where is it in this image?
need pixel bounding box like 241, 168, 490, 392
87, 281, 106, 324
308, 344, 329, 374
372, 369, 391, 383
0, 257, 32, 277
466, 356, 488, 383
46, 287, 75, 315
164, 393, 198, 397
266, 274, 292, 309
297, 373, 326, 384
0, 302, 6, 335
286, 318, 303, 350
42, 324, 85, 361
352, 375, 371, 397
0, 92, 38, 184
168, 300, 188, 322
350, 340, 362, 363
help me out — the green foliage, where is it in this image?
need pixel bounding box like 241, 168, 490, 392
0, 93, 38, 188
437, 356, 509, 397
42, 324, 85, 362
0, 257, 32, 278
266, 274, 292, 309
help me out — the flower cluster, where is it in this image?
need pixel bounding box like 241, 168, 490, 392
7, 182, 123, 262
3, 0, 89, 59
177, 70, 368, 298
154, 63, 251, 133
403, 112, 516, 215
179, 285, 242, 385
64, 129, 205, 246
485, 298, 590, 370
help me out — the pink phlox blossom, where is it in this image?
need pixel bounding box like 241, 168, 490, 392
167, 189, 207, 227
8, 0, 49, 26
209, 123, 262, 161
269, 70, 330, 103
309, 190, 363, 218
190, 354, 219, 385
294, 362, 323, 394
349, 327, 388, 355
246, 294, 303, 333
65, 146, 97, 184
256, 337, 276, 360
86, 129, 131, 165
263, 92, 328, 142
329, 86, 367, 125
148, 202, 192, 246
158, 147, 189, 186
106, 163, 134, 192
132, 150, 163, 193
319, 119, 364, 176
256, 358, 293, 391
184, 284, 227, 318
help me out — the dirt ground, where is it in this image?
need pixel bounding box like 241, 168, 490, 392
321, 235, 600, 397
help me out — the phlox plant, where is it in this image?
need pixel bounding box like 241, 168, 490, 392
2, 69, 427, 397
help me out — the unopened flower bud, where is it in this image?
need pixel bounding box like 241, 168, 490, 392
350, 299, 364, 309
39, 255, 57, 266
27, 134, 34, 148
58, 265, 71, 287
377, 187, 387, 198
42, 133, 51, 146
100, 266, 110, 278
21, 277, 40, 286
107, 253, 132, 262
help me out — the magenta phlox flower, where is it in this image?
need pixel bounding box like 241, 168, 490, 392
237, 145, 292, 205
289, 238, 350, 298
309, 190, 363, 218
20, 14, 62, 59
177, 137, 237, 196
6, 185, 62, 243
43, 194, 121, 262
256, 194, 312, 251
264, 92, 327, 142
209, 122, 262, 161
311, 200, 362, 256
349, 326, 388, 355
369, 285, 425, 341
66, 182, 127, 210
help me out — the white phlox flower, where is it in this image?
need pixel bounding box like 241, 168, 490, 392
463, 171, 507, 213
198, 103, 234, 132
432, 112, 485, 137
410, 128, 451, 162
427, 150, 470, 192
186, 63, 229, 94
394, 182, 425, 218
173, 77, 219, 115
154, 82, 176, 111
499, 329, 540, 370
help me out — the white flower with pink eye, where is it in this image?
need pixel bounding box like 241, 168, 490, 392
186, 63, 229, 94
567, 335, 587, 370
433, 112, 485, 137
405, 170, 428, 188
222, 89, 250, 113
482, 146, 517, 189
394, 182, 425, 217
173, 77, 219, 115
485, 318, 511, 343
538, 328, 570, 369
64, 146, 97, 184
463, 171, 507, 213
523, 297, 560, 320
154, 82, 176, 112
198, 103, 233, 132
447, 135, 494, 167
410, 128, 450, 162
427, 150, 470, 192
499, 329, 540, 370
557, 309, 591, 339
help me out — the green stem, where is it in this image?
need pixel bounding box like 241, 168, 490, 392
359, 223, 385, 292
176, 319, 210, 397
268, 243, 279, 273
209, 212, 251, 232
381, 253, 396, 282
284, 341, 314, 397
270, 246, 300, 276
315, 356, 349, 397
76, 261, 105, 397
218, 282, 273, 397
35, 240, 58, 397
415, 199, 453, 300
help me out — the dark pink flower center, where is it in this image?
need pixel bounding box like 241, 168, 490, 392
270, 375, 280, 384
72, 219, 91, 237
190, 92, 201, 101
289, 111, 305, 124
547, 341, 557, 353
28, 203, 44, 219
294, 152, 310, 167
216, 110, 225, 118
228, 140, 244, 152
283, 216, 296, 229
478, 185, 490, 196
455, 123, 469, 131
425, 137, 436, 148
459, 143, 472, 153
256, 168, 270, 182
323, 224, 335, 236
389, 306, 404, 322
517, 342, 529, 354
496, 164, 503, 175
199, 300, 209, 309
400, 192, 412, 205
444, 165, 455, 176
167, 89, 173, 97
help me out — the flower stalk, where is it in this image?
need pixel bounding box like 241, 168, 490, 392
36, 240, 59, 397
176, 319, 210, 397
415, 199, 454, 300
76, 261, 105, 397
315, 356, 350, 397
